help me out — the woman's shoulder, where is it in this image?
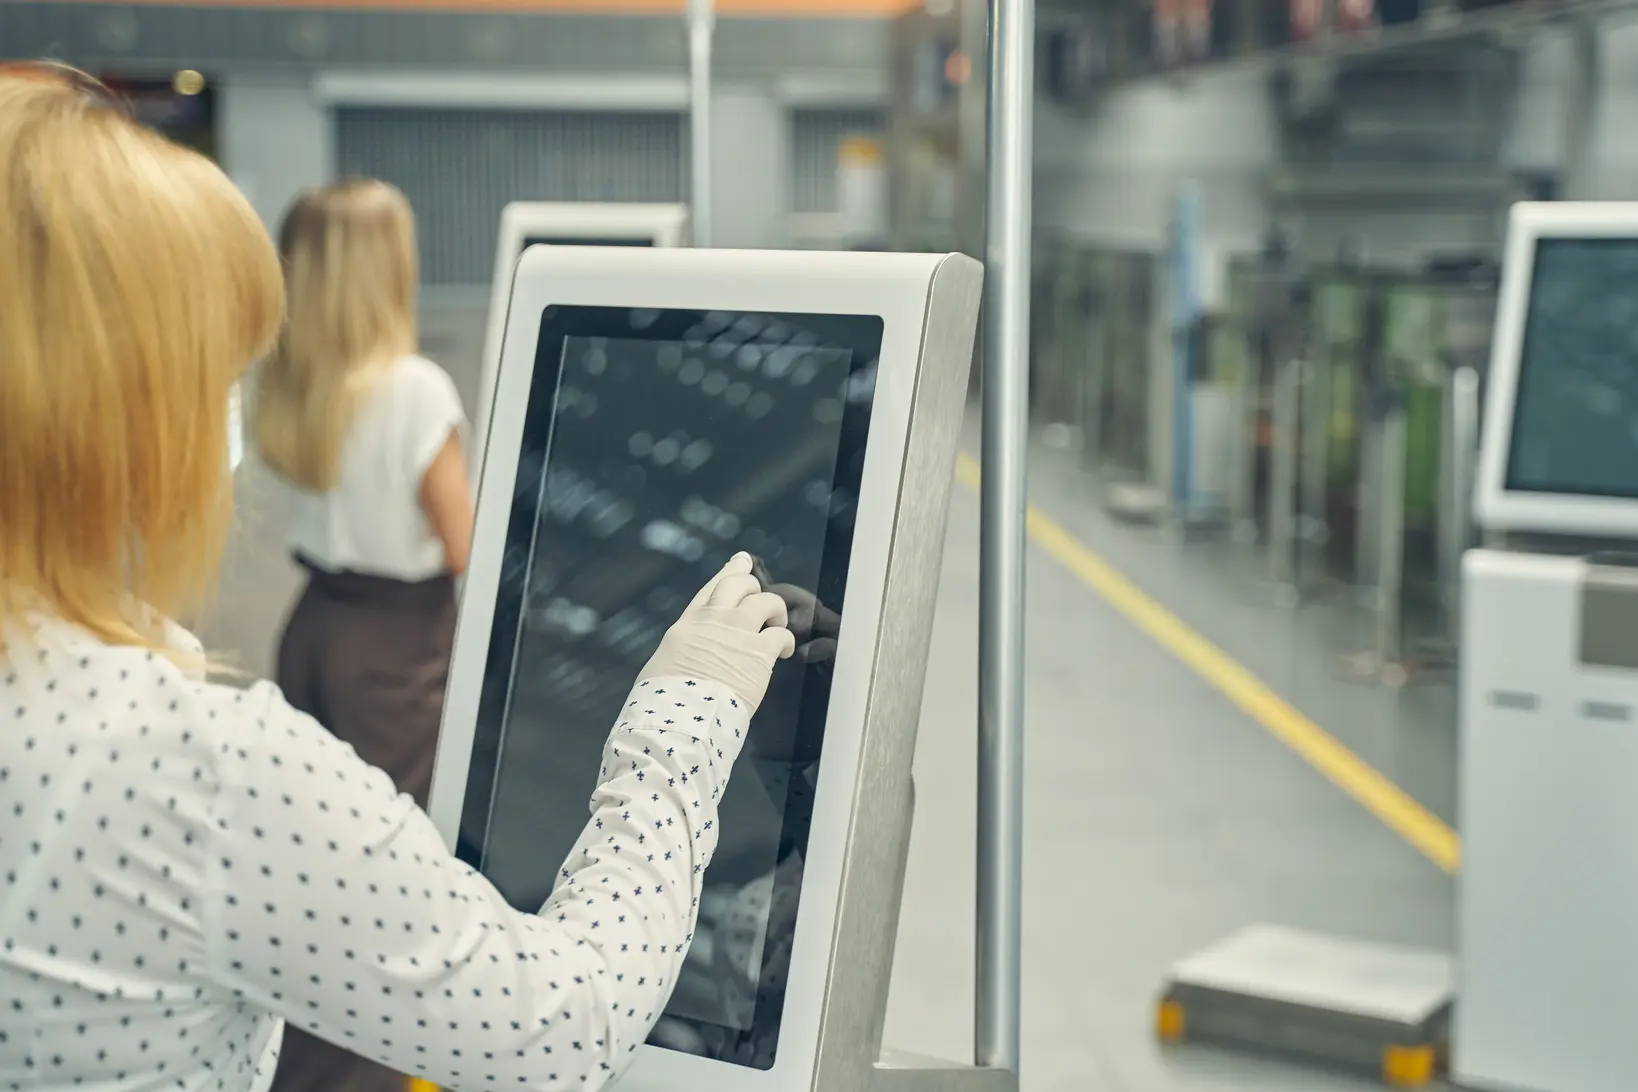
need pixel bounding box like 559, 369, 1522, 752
8, 616, 286, 739
379, 353, 462, 409
0, 620, 305, 823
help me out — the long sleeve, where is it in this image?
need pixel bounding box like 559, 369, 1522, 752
201, 674, 749, 1091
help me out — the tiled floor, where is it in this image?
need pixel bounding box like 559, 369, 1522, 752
201, 304, 1455, 1090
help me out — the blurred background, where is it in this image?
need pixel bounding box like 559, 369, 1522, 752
2, 0, 1622, 1086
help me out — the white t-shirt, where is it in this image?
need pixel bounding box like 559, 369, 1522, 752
285, 354, 466, 581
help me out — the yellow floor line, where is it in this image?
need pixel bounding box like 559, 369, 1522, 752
953, 453, 1461, 874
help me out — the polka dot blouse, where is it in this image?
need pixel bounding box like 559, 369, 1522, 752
0, 619, 749, 1091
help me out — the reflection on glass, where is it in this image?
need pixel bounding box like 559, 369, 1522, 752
1508, 238, 1638, 499
461, 305, 882, 1069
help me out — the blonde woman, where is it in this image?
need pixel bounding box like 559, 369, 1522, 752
255, 179, 470, 822
0, 63, 794, 1092
254, 177, 479, 1092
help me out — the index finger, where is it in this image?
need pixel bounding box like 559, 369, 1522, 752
687, 552, 753, 612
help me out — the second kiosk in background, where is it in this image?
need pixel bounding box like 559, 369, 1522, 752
1459, 201, 1638, 1092
470, 202, 691, 483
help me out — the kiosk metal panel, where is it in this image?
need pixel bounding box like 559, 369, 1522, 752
431, 247, 982, 1092
1475, 202, 1638, 539
472, 203, 690, 486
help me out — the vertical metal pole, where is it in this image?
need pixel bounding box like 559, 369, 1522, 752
1561, 18, 1600, 202
978, 0, 1032, 1073
1299, 355, 1330, 584
687, 0, 714, 247
1083, 298, 1108, 472
1267, 357, 1298, 591
1375, 405, 1407, 672
1169, 185, 1201, 523
1230, 336, 1259, 541
1443, 366, 1480, 644
1356, 418, 1381, 592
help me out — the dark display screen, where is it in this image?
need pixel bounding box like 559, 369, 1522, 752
523, 236, 657, 249
458, 304, 882, 1069
1506, 238, 1638, 499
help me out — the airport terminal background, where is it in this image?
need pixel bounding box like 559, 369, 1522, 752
14, 1, 1638, 1088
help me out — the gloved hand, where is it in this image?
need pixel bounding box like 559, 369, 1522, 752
639, 552, 796, 713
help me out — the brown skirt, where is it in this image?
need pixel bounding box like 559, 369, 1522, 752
270, 555, 457, 1092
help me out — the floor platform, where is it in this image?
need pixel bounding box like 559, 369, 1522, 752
1158, 925, 1454, 1087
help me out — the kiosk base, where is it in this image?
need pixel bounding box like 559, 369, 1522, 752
1155, 925, 1454, 1088
871, 1051, 1019, 1092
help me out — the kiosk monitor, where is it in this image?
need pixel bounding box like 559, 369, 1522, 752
471, 202, 691, 485
429, 246, 982, 1092
1475, 202, 1638, 539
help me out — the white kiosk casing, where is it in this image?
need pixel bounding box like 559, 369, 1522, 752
1456, 201, 1638, 1092
1457, 550, 1638, 1092
470, 202, 691, 487
430, 246, 1009, 1092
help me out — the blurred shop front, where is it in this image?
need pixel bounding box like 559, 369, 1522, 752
101, 70, 219, 160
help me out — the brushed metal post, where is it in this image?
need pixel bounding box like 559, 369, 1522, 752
687, 0, 714, 247
977, 0, 1033, 1072
1266, 356, 1299, 594
1375, 405, 1408, 675
1440, 366, 1481, 646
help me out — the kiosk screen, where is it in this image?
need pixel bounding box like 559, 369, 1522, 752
522, 236, 657, 249
1506, 237, 1638, 499
457, 304, 882, 1070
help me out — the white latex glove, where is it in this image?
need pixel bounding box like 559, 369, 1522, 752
639, 552, 796, 713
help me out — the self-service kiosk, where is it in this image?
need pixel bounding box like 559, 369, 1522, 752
1457, 203, 1638, 1092
429, 245, 1016, 1092
470, 203, 691, 486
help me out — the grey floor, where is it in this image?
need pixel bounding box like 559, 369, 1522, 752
879, 466, 1453, 1092
200, 301, 1456, 1091
1023, 439, 1460, 826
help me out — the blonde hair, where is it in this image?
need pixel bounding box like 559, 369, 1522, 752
253, 179, 419, 492
0, 63, 283, 653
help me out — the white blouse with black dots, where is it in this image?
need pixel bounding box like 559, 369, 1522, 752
0, 618, 749, 1092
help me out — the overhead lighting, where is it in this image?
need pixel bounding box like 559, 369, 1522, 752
172, 69, 205, 96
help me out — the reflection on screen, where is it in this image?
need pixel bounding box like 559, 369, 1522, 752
460, 305, 882, 1070
1506, 238, 1638, 499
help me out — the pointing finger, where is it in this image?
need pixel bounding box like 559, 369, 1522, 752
754, 626, 797, 662
737, 591, 790, 633
708, 574, 763, 611
686, 552, 752, 612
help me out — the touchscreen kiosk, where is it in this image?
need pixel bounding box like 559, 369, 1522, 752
430, 247, 999, 1092
1474, 202, 1638, 539
471, 202, 691, 485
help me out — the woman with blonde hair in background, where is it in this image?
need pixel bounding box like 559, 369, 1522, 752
255, 179, 470, 819
254, 181, 472, 1091
0, 62, 795, 1092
